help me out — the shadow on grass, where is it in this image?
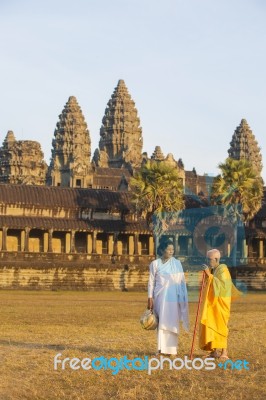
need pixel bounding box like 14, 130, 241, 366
0, 339, 150, 356
0, 339, 66, 350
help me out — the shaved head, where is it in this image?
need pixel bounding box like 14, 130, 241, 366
207, 249, 221, 260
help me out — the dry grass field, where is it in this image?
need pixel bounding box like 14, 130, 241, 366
0, 289, 265, 400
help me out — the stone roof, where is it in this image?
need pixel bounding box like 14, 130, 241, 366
185, 195, 210, 208
0, 184, 132, 211
0, 215, 150, 233
93, 167, 131, 189
95, 167, 131, 177
0, 183, 210, 211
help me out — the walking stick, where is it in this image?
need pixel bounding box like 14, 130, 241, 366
189, 270, 206, 360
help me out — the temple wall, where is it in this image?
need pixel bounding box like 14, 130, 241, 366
0, 264, 149, 291
0, 262, 265, 291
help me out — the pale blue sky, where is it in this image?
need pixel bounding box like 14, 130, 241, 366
1, 0, 265, 180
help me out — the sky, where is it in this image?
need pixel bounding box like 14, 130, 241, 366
0, 0, 266, 180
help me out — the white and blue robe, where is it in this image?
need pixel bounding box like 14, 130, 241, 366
148, 257, 189, 355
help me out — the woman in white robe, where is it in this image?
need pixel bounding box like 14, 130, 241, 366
147, 239, 189, 355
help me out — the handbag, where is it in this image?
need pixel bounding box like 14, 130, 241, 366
140, 309, 158, 330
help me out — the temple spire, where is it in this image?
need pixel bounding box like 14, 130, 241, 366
228, 119, 262, 175
47, 96, 92, 187
151, 146, 165, 161
93, 79, 143, 169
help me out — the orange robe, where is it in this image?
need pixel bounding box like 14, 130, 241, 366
199, 264, 241, 351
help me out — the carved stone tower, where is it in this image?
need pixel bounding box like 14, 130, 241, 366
228, 119, 262, 175
150, 146, 185, 185
47, 96, 92, 187
0, 131, 47, 185
151, 146, 165, 161
93, 80, 143, 169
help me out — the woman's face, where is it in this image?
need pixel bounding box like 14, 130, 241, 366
163, 244, 174, 259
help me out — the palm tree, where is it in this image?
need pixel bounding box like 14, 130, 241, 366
129, 160, 185, 253
211, 158, 263, 266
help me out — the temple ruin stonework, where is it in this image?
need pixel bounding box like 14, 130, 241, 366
47, 96, 92, 188
93, 79, 143, 170
228, 119, 263, 175
0, 81, 265, 290
0, 131, 47, 185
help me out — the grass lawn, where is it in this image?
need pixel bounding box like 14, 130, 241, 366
0, 290, 265, 400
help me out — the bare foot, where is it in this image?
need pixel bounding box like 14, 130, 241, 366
209, 350, 220, 358
220, 352, 229, 360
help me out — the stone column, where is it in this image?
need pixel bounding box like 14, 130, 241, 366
259, 240, 264, 259
70, 230, 75, 253
108, 234, 114, 255
24, 227, 30, 252
21, 230, 25, 252
92, 231, 97, 254
48, 229, 53, 252
65, 232, 71, 253
149, 236, 154, 256
245, 239, 249, 258
188, 237, 192, 256
128, 235, 134, 255
43, 232, 49, 252
2, 227, 7, 251
242, 239, 248, 258
174, 234, 179, 256
87, 233, 92, 254
134, 233, 139, 255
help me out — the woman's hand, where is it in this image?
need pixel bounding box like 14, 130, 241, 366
147, 297, 153, 310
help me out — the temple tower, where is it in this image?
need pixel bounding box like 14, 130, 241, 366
228, 119, 262, 175
150, 147, 185, 185
0, 131, 47, 185
47, 96, 92, 187
151, 146, 165, 161
93, 80, 143, 169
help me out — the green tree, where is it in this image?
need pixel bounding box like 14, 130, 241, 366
129, 160, 185, 253
211, 158, 263, 265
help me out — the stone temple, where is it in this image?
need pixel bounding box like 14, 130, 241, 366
94, 79, 143, 170
0, 80, 212, 194
228, 119, 263, 175
0, 80, 265, 291
47, 95, 92, 188
0, 130, 47, 185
